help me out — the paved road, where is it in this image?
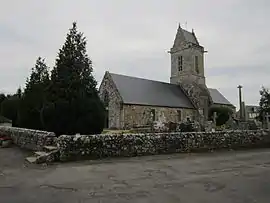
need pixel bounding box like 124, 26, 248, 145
1, 147, 270, 203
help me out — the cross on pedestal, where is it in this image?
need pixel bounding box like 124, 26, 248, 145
213, 112, 217, 126
237, 85, 243, 120
265, 113, 270, 129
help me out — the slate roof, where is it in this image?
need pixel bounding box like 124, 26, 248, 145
109, 73, 233, 108
182, 29, 198, 45
208, 88, 233, 106
110, 73, 194, 109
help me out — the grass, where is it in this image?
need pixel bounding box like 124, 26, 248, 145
102, 129, 132, 134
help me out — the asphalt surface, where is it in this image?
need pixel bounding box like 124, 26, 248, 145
1, 147, 270, 203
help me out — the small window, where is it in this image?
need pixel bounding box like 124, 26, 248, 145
177, 110, 182, 122
195, 56, 199, 73
104, 91, 109, 108
178, 56, 183, 71
150, 109, 156, 121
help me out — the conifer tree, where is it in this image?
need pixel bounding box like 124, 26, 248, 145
0, 93, 6, 106
18, 57, 50, 129
43, 22, 105, 135
0, 94, 20, 127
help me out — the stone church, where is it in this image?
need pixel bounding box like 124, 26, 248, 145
99, 24, 235, 129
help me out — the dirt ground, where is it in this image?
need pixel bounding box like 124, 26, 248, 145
1, 146, 270, 203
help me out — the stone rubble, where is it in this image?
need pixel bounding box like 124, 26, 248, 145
26, 145, 60, 164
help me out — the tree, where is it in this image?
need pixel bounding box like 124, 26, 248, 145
0, 94, 20, 126
0, 93, 6, 109
208, 106, 233, 126
43, 22, 105, 135
17, 57, 50, 129
258, 86, 270, 122
16, 87, 22, 98
0, 93, 6, 103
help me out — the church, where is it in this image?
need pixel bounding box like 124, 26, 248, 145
99, 24, 235, 129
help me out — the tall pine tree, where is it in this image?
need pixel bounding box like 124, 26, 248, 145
43, 22, 105, 135
18, 57, 50, 129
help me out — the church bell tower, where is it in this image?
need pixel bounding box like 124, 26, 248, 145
169, 24, 212, 121
170, 24, 206, 85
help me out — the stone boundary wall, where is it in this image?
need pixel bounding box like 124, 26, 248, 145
57, 130, 270, 161
0, 126, 56, 151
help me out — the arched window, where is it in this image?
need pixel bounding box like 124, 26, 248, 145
177, 110, 182, 122
195, 56, 199, 73
178, 56, 183, 71
104, 91, 109, 108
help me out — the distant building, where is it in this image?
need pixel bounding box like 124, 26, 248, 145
236, 105, 260, 121
99, 24, 235, 129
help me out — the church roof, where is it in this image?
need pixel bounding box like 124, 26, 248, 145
109, 73, 233, 108
208, 88, 233, 106
172, 25, 200, 49
110, 73, 194, 109
182, 29, 198, 45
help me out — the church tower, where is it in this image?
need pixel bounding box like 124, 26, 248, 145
170, 24, 205, 85
169, 24, 212, 121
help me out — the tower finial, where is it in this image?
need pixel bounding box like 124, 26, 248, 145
178, 23, 181, 29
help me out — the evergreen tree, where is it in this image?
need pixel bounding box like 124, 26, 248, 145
0, 93, 6, 107
43, 22, 105, 135
17, 57, 50, 129
16, 87, 22, 98
258, 86, 270, 122
0, 94, 20, 126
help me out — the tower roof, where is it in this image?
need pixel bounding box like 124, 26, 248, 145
172, 24, 200, 48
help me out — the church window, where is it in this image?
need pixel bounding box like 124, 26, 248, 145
150, 109, 156, 121
104, 91, 109, 109
195, 56, 199, 73
178, 56, 183, 71
177, 110, 182, 122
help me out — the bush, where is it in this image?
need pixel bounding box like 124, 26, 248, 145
209, 106, 233, 126
178, 122, 195, 132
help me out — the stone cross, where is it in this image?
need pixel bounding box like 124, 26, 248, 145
213, 112, 217, 126
265, 112, 270, 129
237, 85, 243, 120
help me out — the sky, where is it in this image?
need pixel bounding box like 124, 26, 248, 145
0, 0, 269, 109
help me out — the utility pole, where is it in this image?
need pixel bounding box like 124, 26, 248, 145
237, 85, 243, 120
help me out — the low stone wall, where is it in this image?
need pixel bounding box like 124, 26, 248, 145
0, 123, 12, 127
0, 126, 56, 151
57, 130, 270, 161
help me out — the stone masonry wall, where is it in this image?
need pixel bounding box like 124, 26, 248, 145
57, 130, 270, 161
0, 126, 56, 151
122, 104, 195, 129
170, 44, 205, 85
99, 72, 123, 129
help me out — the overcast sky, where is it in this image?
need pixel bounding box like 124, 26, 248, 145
0, 0, 269, 109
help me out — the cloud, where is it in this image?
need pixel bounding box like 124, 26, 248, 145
0, 0, 269, 109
